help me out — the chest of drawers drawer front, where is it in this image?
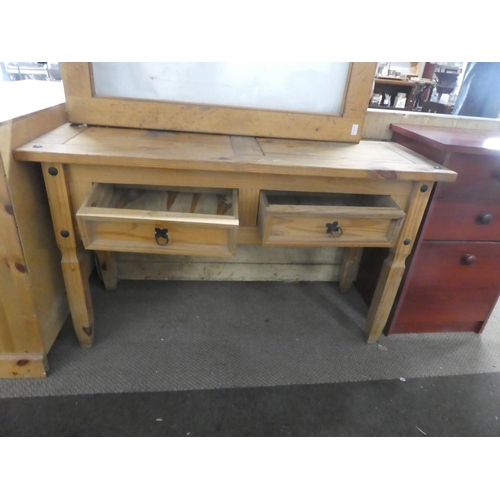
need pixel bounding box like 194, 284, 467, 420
259, 191, 406, 247
394, 241, 500, 325
435, 153, 500, 200
423, 198, 500, 241
76, 184, 239, 257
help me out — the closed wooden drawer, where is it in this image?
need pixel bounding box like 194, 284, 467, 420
259, 191, 405, 247
435, 153, 500, 201
76, 184, 239, 257
423, 198, 500, 241
393, 241, 500, 326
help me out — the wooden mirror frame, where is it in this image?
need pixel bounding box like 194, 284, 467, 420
60, 62, 377, 142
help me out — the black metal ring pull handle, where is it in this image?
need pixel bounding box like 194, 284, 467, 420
326, 221, 343, 238
155, 227, 169, 246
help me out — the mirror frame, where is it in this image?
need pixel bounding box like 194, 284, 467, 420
60, 62, 377, 142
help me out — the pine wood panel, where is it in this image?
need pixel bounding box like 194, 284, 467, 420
60, 63, 93, 98
0, 103, 69, 372
0, 153, 30, 351
14, 124, 457, 183
77, 184, 239, 257
259, 192, 405, 248
115, 245, 344, 283
66, 163, 417, 199
339, 248, 363, 293
95, 251, 118, 291
0, 235, 19, 352
117, 261, 341, 282
82, 220, 237, 257
237, 189, 260, 227
83, 183, 236, 217
230, 136, 264, 156
261, 216, 402, 248
116, 245, 344, 265
29, 123, 89, 144
0, 353, 48, 378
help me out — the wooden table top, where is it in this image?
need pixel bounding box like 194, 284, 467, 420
14, 124, 456, 183
391, 124, 500, 156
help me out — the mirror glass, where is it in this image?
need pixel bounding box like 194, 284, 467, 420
92, 62, 351, 114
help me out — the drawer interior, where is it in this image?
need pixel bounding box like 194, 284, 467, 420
85, 184, 236, 218
264, 192, 403, 213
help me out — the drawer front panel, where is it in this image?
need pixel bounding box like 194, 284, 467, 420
81, 220, 236, 257
259, 191, 405, 247
436, 153, 500, 200
77, 184, 239, 257
393, 241, 500, 325
423, 199, 500, 241
262, 215, 400, 247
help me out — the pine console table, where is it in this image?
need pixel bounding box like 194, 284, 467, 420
14, 124, 456, 345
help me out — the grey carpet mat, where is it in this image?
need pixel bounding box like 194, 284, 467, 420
1, 280, 499, 398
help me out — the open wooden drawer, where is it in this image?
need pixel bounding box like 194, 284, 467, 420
259, 191, 405, 247
76, 184, 239, 257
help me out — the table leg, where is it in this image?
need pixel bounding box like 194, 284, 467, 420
339, 247, 363, 293
365, 181, 433, 343
61, 246, 94, 346
365, 248, 406, 343
96, 251, 118, 291
42, 163, 94, 347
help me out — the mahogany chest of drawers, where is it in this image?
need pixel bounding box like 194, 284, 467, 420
358, 124, 500, 334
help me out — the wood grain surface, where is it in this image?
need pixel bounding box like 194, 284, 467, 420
14, 124, 457, 183
60, 62, 377, 143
